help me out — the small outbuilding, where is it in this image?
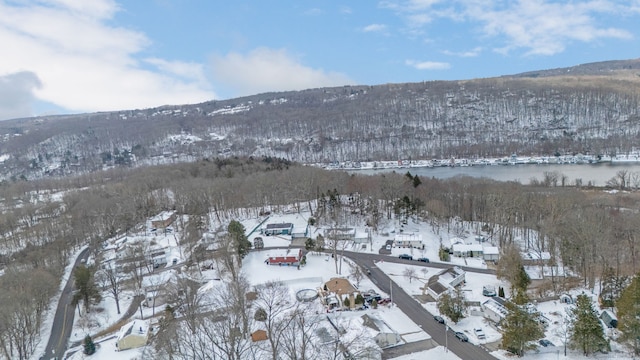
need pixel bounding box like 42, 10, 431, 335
251, 329, 268, 342
600, 310, 618, 328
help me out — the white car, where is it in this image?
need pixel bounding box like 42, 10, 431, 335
474, 328, 486, 339
385, 244, 392, 250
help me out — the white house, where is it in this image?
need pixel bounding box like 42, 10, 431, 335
426, 266, 466, 299
482, 297, 508, 324
451, 243, 483, 258
393, 233, 424, 249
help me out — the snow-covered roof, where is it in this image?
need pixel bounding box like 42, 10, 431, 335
117, 319, 149, 342
451, 243, 483, 252
483, 246, 499, 255
394, 233, 422, 242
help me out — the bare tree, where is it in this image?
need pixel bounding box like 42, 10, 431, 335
403, 267, 417, 283
96, 261, 123, 315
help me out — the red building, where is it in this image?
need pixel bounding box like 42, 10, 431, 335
265, 249, 302, 266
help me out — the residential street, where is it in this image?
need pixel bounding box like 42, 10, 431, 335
346, 251, 499, 360
42, 247, 91, 360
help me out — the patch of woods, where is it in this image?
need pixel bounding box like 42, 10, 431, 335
3, 157, 640, 358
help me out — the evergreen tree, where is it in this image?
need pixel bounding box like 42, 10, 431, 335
437, 287, 467, 323
600, 266, 628, 308
438, 245, 450, 261
498, 286, 505, 298
501, 302, 544, 356
228, 220, 251, 258
513, 265, 531, 305
72, 265, 102, 313
617, 274, 640, 355
304, 237, 315, 252
569, 293, 610, 356
83, 335, 96, 355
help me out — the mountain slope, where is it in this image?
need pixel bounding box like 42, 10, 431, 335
0, 59, 639, 180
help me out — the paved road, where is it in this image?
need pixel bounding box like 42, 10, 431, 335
346, 251, 498, 360
42, 247, 91, 360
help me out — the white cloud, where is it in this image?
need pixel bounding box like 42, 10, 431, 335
442, 47, 482, 57
0, 0, 215, 116
405, 60, 451, 70
383, 0, 636, 56
362, 24, 388, 33
0, 72, 42, 121
211, 47, 354, 97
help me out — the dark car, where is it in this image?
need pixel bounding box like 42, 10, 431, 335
433, 315, 445, 324
399, 254, 413, 260
417, 257, 430, 263
538, 339, 554, 347
455, 332, 468, 342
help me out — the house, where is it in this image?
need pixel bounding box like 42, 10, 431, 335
393, 233, 424, 249
150, 250, 167, 268
262, 222, 294, 236
324, 227, 356, 240
361, 314, 402, 348
251, 329, 268, 342
426, 267, 466, 299
483, 246, 500, 261
323, 277, 360, 309
116, 319, 149, 351
151, 211, 176, 229
482, 297, 508, 324
265, 248, 302, 266
451, 243, 483, 258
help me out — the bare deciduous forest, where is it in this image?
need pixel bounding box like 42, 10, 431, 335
0, 155, 639, 358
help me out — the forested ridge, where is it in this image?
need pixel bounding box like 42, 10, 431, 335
0, 59, 639, 181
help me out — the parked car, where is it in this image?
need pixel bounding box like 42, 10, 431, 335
416, 257, 430, 263
538, 339, 554, 347
433, 315, 445, 324
455, 332, 468, 342
399, 254, 413, 260
474, 328, 486, 339
385, 244, 392, 251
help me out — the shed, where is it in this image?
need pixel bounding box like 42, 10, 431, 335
116, 319, 149, 351
600, 310, 618, 328
483, 246, 500, 261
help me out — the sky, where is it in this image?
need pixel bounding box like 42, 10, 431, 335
1, 0, 639, 121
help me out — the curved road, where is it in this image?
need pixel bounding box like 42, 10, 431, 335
42, 247, 91, 360
344, 251, 498, 360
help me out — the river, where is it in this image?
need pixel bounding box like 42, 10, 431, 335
350, 163, 640, 187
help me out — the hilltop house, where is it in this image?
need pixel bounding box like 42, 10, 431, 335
151, 211, 176, 229
265, 249, 302, 266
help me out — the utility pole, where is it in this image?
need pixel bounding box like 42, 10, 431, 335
390, 279, 393, 304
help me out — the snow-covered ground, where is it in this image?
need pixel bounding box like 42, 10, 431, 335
41, 208, 637, 360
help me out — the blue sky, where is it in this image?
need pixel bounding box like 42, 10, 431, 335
0, 0, 639, 120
